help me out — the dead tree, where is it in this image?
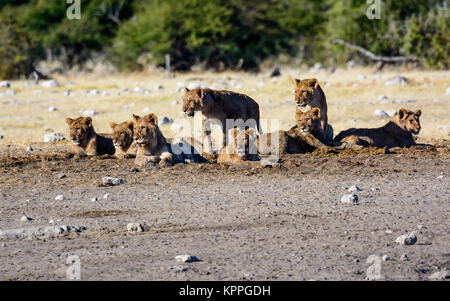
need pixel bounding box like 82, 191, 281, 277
332, 39, 417, 72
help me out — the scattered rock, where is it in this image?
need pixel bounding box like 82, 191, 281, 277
103, 194, 111, 199
260, 158, 280, 167
385, 229, 393, 234
0, 134, 3, 140
43, 132, 65, 143
55, 173, 66, 179
154, 84, 164, 91
428, 270, 450, 280
127, 223, 144, 233
134, 87, 151, 94
55, 195, 64, 201
354, 258, 360, 263
378, 95, 388, 101
91, 197, 99, 202
41, 80, 59, 88
382, 255, 390, 262
400, 254, 409, 261
348, 185, 361, 193
102, 177, 125, 186
0, 225, 86, 240
374, 110, 389, 118
385, 110, 397, 117
0, 80, 11, 88
25, 146, 33, 152
90, 89, 100, 95
142, 107, 151, 114
48, 106, 57, 112
270, 65, 281, 77
175, 254, 199, 263
173, 265, 189, 273
81, 109, 96, 117
64, 90, 73, 97
340, 194, 359, 204
161, 117, 173, 125
395, 233, 417, 246
20, 216, 32, 222
130, 168, 139, 173
357, 74, 366, 81
384, 76, 407, 86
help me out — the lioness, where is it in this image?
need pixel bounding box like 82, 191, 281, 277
109, 121, 136, 158
217, 128, 260, 164
334, 108, 422, 148
182, 87, 261, 153
293, 78, 333, 140
259, 108, 335, 155
133, 114, 205, 167
65, 116, 115, 156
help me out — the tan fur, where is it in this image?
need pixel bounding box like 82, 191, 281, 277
65, 117, 115, 156
217, 128, 259, 164
109, 121, 136, 158
133, 114, 175, 167
183, 87, 261, 153
293, 78, 332, 140
334, 108, 422, 149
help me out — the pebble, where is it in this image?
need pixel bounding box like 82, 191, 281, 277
385, 229, 393, 234
340, 194, 359, 204
354, 258, 360, 263
400, 254, 409, 261
428, 270, 450, 280
55, 173, 66, 179
43, 132, 65, 143
0, 80, 11, 88
395, 233, 417, 246
348, 185, 361, 192
26, 146, 33, 152
374, 110, 389, 118
103, 194, 111, 199
382, 255, 390, 262
55, 195, 64, 201
41, 80, 59, 88
102, 177, 125, 186
161, 117, 173, 125
127, 223, 144, 233
175, 254, 199, 263
154, 84, 163, 91
173, 265, 189, 273
20, 216, 32, 222
384, 76, 407, 86
0, 134, 3, 139
91, 197, 99, 202
64, 90, 73, 97
48, 106, 57, 112
81, 109, 96, 117
0, 225, 86, 240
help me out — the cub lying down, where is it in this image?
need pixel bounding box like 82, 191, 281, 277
133, 114, 204, 167
110, 121, 136, 158
334, 108, 422, 149
65, 116, 115, 156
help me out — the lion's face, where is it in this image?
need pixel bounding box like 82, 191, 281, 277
296, 108, 321, 135
397, 108, 421, 135
182, 88, 213, 117
110, 121, 134, 149
294, 78, 319, 108
65, 117, 93, 146
132, 114, 159, 146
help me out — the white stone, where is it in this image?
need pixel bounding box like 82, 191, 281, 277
48, 106, 57, 112
43, 132, 65, 143
103, 194, 111, 199
20, 216, 32, 222
340, 194, 359, 204
0, 81, 10, 88
41, 80, 59, 88
0, 225, 86, 240
154, 84, 163, 90
348, 185, 361, 193
81, 109, 96, 117
55, 195, 64, 201
26, 146, 33, 152
395, 233, 417, 246
175, 254, 199, 263
374, 110, 389, 118
382, 255, 390, 262
385, 76, 407, 86
102, 177, 125, 186
90, 89, 100, 95
91, 197, 99, 202
127, 223, 144, 233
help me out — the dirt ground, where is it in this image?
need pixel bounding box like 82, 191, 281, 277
0, 142, 449, 281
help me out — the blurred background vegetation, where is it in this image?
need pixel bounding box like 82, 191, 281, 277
0, 0, 448, 79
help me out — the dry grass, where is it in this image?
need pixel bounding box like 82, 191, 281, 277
0, 67, 449, 148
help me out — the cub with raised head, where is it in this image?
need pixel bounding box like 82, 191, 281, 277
293, 78, 333, 140
65, 116, 115, 156
182, 87, 261, 154
109, 121, 136, 158
334, 108, 422, 148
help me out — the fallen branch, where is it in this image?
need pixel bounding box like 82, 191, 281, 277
332, 39, 417, 71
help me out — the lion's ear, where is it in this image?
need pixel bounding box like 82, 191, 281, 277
82, 117, 92, 126
398, 108, 408, 120
109, 122, 117, 129
145, 113, 158, 126
126, 121, 134, 130
414, 109, 422, 117
132, 114, 141, 122
308, 78, 319, 89
294, 78, 301, 86
311, 108, 321, 119
65, 118, 73, 125
184, 87, 190, 93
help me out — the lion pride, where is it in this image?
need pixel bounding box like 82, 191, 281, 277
182, 87, 261, 153
334, 108, 422, 148
65, 116, 115, 156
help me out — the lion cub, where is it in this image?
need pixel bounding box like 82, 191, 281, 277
334, 108, 422, 149
217, 128, 260, 164
293, 78, 333, 140
65, 116, 115, 156
109, 121, 136, 158
182, 87, 261, 153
